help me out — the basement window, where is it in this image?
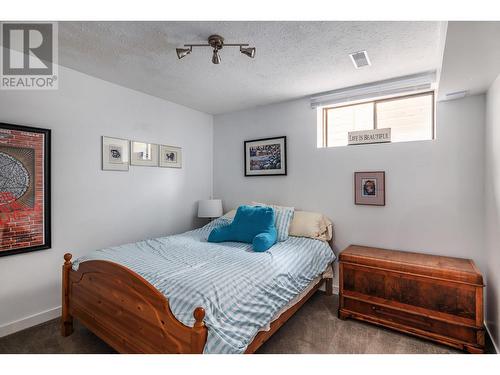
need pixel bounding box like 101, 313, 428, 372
318, 91, 435, 148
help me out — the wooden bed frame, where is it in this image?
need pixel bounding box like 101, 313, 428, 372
61, 253, 334, 354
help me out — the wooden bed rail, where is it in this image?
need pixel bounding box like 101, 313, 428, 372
60, 253, 208, 353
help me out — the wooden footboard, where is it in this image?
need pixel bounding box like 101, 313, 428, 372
62, 253, 334, 354
61, 253, 207, 353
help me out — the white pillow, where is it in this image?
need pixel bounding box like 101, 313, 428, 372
288, 211, 333, 242
251, 202, 294, 242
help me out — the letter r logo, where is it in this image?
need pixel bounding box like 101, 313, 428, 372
2, 23, 53, 75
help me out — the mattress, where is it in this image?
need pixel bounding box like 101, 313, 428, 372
73, 217, 335, 353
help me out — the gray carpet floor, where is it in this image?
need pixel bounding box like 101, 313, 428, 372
0, 293, 495, 354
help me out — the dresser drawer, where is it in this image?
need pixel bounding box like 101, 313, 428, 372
342, 297, 479, 345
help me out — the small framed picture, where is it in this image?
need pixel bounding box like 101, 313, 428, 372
354, 171, 385, 206
244, 136, 286, 176
102, 136, 129, 171
130, 141, 159, 167
159, 145, 182, 168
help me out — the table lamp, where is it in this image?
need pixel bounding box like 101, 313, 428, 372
198, 199, 223, 221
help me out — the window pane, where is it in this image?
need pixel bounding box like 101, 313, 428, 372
326, 102, 374, 147
376, 94, 433, 143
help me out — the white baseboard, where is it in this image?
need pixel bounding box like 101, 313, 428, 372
485, 322, 499, 354
0, 306, 61, 338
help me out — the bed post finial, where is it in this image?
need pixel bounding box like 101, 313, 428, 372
61, 253, 74, 337
64, 253, 72, 265
191, 307, 207, 353
193, 307, 205, 328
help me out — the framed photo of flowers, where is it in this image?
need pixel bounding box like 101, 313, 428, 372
0, 123, 51, 257
354, 171, 385, 206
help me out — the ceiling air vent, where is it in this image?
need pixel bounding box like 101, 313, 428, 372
350, 50, 371, 69
445, 90, 468, 101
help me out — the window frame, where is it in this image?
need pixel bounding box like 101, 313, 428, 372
321, 90, 435, 148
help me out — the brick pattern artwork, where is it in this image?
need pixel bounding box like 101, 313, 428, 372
0, 127, 46, 253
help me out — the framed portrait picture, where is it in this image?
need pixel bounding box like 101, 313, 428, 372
0, 123, 51, 257
244, 136, 287, 176
354, 171, 385, 206
102, 136, 129, 171
131, 141, 159, 167
159, 145, 182, 168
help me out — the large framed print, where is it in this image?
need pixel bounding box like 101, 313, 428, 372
244, 136, 287, 176
0, 123, 51, 257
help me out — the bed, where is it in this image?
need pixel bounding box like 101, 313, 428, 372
61, 216, 335, 353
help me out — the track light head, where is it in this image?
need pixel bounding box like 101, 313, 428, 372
212, 49, 221, 64
240, 47, 256, 58
176, 47, 192, 59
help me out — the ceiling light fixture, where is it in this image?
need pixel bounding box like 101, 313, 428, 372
176, 34, 256, 64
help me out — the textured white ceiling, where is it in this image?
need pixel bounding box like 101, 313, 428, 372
438, 21, 500, 101
58, 21, 445, 114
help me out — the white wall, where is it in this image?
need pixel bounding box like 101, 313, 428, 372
214, 95, 486, 276
485, 74, 500, 351
0, 66, 213, 335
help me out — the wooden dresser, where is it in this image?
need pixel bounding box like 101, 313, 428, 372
338, 245, 485, 353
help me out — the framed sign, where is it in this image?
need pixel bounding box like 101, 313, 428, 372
0, 123, 51, 257
159, 145, 182, 168
348, 128, 391, 145
244, 136, 287, 176
354, 171, 385, 206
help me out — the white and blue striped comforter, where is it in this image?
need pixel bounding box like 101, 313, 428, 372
72, 217, 335, 354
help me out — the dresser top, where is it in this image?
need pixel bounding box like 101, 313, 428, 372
340, 245, 483, 285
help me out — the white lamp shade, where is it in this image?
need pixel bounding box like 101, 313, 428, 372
198, 199, 223, 218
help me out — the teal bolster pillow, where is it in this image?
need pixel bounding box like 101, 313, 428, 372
207, 205, 277, 252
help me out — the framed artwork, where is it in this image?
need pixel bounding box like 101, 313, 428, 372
354, 171, 385, 206
102, 136, 129, 171
159, 145, 182, 168
0, 123, 51, 257
244, 136, 286, 176
131, 141, 159, 167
